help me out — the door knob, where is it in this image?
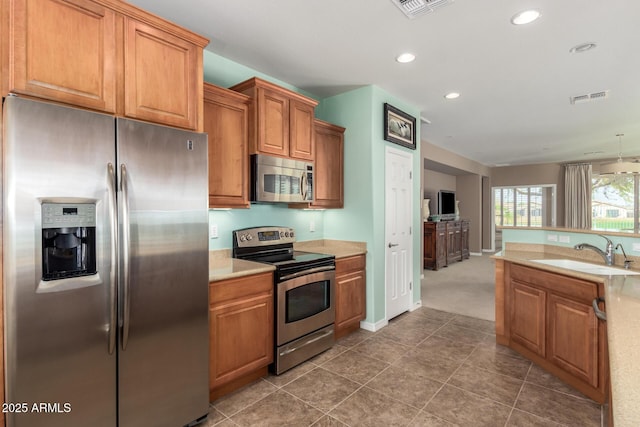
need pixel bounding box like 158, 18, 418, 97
388, 243, 399, 248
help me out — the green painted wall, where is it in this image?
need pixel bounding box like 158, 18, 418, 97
501, 228, 640, 254
317, 86, 422, 326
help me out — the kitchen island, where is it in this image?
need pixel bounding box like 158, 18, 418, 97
494, 243, 640, 427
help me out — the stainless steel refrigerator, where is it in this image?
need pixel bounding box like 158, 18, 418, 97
2, 96, 210, 427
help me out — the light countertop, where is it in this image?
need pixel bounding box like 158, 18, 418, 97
208, 239, 366, 282
209, 249, 275, 282
294, 239, 367, 259
494, 243, 640, 427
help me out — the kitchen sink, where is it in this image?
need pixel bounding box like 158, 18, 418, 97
531, 259, 640, 276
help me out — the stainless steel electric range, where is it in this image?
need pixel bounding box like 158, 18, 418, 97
232, 226, 335, 374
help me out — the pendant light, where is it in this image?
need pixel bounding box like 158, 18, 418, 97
599, 134, 640, 175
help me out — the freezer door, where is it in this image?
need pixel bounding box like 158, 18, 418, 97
3, 97, 117, 427
116, 119, 209, 427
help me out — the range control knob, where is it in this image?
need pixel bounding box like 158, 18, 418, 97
239, 235, 246, 242
290, 231, 295, 238
280, 231, 285, 237
246, 234, 253, 241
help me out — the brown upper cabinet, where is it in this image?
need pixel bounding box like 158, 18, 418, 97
203, 82, 251, 208
312, 119, 345, 208
230, 77, 318, 161
0, 0, 208, 130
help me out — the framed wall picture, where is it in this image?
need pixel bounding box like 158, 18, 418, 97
383, 103, 416, 150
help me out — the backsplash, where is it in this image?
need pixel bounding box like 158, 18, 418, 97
208, 204, 325, 249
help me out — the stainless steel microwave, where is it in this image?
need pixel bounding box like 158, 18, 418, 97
251, 154, 313, 203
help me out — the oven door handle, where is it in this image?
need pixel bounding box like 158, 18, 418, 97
279, 265, 335, 281
279, 329, 334, 356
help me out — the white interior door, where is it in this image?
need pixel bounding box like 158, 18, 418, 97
385, 147, 413, 320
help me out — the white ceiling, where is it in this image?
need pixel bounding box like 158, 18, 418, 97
128, 0, 640, 167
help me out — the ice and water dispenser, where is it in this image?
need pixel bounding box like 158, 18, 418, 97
41, 202, 97, 280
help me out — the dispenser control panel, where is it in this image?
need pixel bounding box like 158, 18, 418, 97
42, 203, 96, 229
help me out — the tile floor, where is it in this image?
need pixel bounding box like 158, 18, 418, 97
204, 307, 603, 427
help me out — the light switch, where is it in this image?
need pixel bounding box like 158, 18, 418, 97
547, 234, 558, 242
210, 224, 218, 239
559, 235, 570, 243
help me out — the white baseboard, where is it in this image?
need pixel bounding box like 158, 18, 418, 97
470, 252, 483, 256
410, 300, 422, 311
360, 318, 388, 332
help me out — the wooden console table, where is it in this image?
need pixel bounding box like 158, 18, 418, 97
423, 220, 470, 270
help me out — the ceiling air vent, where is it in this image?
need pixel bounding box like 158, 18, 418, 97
391, 0, 454, 19
570, 90, 609, 105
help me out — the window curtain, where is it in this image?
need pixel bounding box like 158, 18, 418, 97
564, 163, 592, 229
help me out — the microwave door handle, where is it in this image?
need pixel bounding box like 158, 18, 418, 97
300, 171, 307, 200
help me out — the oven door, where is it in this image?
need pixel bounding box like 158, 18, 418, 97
252, 154, 313, 203
276, 269, 335, 346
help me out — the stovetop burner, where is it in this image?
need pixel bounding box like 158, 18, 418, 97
232, 226, 335, 279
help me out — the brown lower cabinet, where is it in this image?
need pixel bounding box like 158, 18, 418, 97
335, 255, 366, 339
497, 261, 608, 403
209, 272, 274, 400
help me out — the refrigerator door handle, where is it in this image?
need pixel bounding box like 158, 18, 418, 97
120, 163, 132, 351
107, 163, 118, 355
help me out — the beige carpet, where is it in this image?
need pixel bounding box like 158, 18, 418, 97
421, 254, 496, 321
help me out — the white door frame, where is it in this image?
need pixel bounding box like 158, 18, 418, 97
384, 146, 413, 321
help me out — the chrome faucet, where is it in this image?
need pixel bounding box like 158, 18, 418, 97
574, 235, 614, 265
615, 243, 635, 269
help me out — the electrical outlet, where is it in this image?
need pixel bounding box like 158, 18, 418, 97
210, 224, 218, 238
547, 234, 558, 242
633, 243, 640, 252
309, 220, 315, 232
559, 235, 570, 243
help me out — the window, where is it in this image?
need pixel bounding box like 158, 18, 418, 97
494, 185, 556, 228
591, 174, 639, 233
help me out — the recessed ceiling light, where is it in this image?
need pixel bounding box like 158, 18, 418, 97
396, 53, 416, 63
569, 42, 597, 54
511, 9, 541, 25
444, 92, 460, 100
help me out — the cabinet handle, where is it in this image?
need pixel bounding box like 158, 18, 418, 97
592, 297, 607, 321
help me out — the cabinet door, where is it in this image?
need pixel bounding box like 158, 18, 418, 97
210, 294, 273, 389
336, 270, 365, 330
312, 120, 344, 208
123, 19, 199, 129
204, 84, 250, 208
256, 86, 289, 157
548, 293, 599, 387
510, 281, 546, 357
289, 99, 315, 160
446, 222, 461, 262
461, 221, 470, 259
8, 0, 117, 111
436, 225, 447, 268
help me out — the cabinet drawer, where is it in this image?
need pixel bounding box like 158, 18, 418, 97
336, 255, 366, 275
209, 272, 273, 305
510, 264, 598, 303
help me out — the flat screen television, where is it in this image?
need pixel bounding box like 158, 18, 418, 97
438, 190, 456, 220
